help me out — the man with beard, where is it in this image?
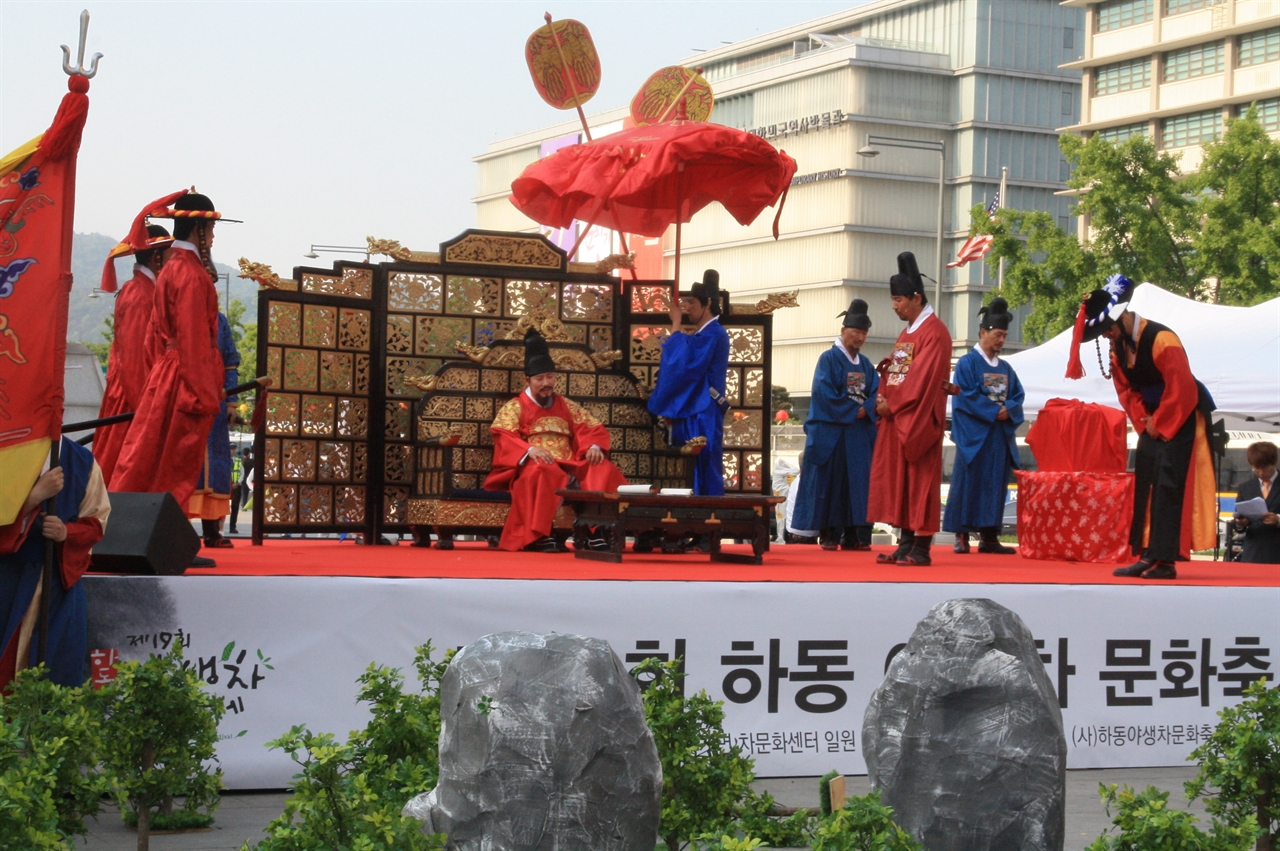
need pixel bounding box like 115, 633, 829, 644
867, 252, 952, 566
484, 330, 627, 552
943, 297, 1023, 554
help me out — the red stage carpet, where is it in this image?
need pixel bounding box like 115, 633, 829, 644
157, 540, 1279, 586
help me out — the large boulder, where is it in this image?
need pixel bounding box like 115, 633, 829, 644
403, 631, 662, 851
862, 599, 1066, 851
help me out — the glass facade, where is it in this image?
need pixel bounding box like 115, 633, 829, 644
1238, 98, 1280, 132
1097, 122, 1149, 143
1161, 109, 1222, 148
1097, 0, 1154, 32
1162, 41, 1224, 82
1096, 57, 1152, 95
1238, 28, 1280, 68
1164, 0, 1213, 15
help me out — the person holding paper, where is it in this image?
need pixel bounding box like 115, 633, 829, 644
484, 330, 626, 552
1233, 441, 1280, 564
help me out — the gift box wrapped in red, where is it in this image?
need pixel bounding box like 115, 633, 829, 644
1016, 470, 1134, 563
1026, 398, 1128, 473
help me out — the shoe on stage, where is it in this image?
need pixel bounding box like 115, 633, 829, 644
205, 537, 234, 549
899, 535, 933, 566
877, 531, 914, 564
525, 536, 570, 553
976, 541, 1015, 555
190, 555, 217, 568
1141, 562, 1177, 580
953, 532, 970, 554
1113, 560, 1153, 577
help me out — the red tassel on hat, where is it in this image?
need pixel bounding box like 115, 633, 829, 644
122, 189, 187, 254
99, 252, 119, 294
1065, 299, 1088, 379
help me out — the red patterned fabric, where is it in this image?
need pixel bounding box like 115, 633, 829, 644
1026, 398, 1127, 473
1016, 471, 1134, 563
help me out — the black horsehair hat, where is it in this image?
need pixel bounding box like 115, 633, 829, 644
979, 297, 1013, 331
889, 252, 927, 302
523, 329, 555, 377
687, 269, 721, 315
838, 298, 872, 331
1065, 274, 1136, 379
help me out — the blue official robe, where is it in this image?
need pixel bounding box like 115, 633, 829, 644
0, 438, 96, 686
943, 346, 1024, 533
648, 316, 730, 496
194, 313, 241, 500
792, 342, 878, 534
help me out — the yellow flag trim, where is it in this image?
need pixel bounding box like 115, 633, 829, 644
0, 134, 43, 177
0, 438, 51, 526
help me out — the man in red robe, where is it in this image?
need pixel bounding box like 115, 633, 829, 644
93, 222, 172, 484
484, 330, 627, 552
113, 192, 230, 559
867, 252, 952, 566
1068, 275, 1217, 580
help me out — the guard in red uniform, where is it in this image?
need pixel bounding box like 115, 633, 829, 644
484, 330, 627, 552
867, 252, 952, 566
93, 210, 175, 484
113, 191, 234, 517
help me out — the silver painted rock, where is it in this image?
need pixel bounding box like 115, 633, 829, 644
862, 599, 1066, 851
403, 631, 661, 851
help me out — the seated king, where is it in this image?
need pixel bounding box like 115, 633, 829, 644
484, 329, 627, 552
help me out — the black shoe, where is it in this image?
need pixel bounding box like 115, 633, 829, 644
820, 538, 839, 551
877, 532, 915, 564
583, 536, 610, 552
954, 532, 971, 554
977, 541, 1016, 555
1113, 560, 1154, 577
1142, 562, 1177, 580
900, 535, 933, 566
190, 555, 217, 568
525, 536, 569, 553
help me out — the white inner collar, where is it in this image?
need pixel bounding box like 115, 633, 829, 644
906, 303, 935, 334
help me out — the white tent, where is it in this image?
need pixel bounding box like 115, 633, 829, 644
1002, 284, 1280, 428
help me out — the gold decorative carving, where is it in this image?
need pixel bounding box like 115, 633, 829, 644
568, 374, 596, 397
597, 374, 637, 398
387, 357, 433, 397
320, 352, 352, 394
367, 236, 440, 264
611, 403, 650, 427
505, 280, 559, 317
424, 396, 464, 419
238, 258, 297, 291
303, 306, 337, 348
744, 452, 764, 491
552, 349, 594, 371
266, 393, 300, 435
729, 291, 800, 315
589, 326, 613, 353
723, 451, 740, 490
383, 486, 409, 524
434, 367, 480, 391
725, 368, 741, 407
268, 302, 301, 346
504, 310, 574, 342
630, 326, 668, 363
444, 234, 562, 269
282, 439, 315, 479
335, 486, 365, 524
727, 326, 765, 365
386, 401, 411, 440
266, 347, 282, 388
283, 349, 317, 391
301, 395, 335, 437
300, 485, 332, 524
631, 285, 671, 314
744, 368, 765, 407
465, 397, 494, 421
562, 283, 613, 322
415, 316, 472, 355
385, 315, 413, 354
457, 344, 491, 364
681, 436, 708, 455
263, 439, 280, 479
338, 309, 371, 351
264, 485, 297, 524
341, 268, 374, 300
318, 441, 351, 481
625, 428, 652, 451
354, 355, 370, 394
337, 398, 368, 439
463, 448, 493, 472
481, 369, 509, 393
388, 272, 444, 312
590, 350, 623, 370
385, 444, 413, 484
481, 348, 524, 369
446, 276, 501, 315
724, 409, 764, 448
566, 252, 634, 275
404, 373, 437, 392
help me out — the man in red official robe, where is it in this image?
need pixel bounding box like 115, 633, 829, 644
484, 330, 627, 552
114, 193, 231, 565
94, 222, 172, 484
867, 252, 952, 566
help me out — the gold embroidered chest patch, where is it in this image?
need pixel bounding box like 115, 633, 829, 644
885, 341, 915, 386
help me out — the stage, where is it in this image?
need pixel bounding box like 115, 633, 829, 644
81, 541, 1279, 789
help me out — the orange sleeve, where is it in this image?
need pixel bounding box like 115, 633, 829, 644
1148, 332, 1199, 440
1109, 354, 1149, 431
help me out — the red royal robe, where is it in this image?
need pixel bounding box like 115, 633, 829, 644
112, 247, 222, 507
94, 266, 157, 485
484, 391, 627, 551
867, 309, 952, 535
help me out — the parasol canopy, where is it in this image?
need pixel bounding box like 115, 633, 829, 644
510, 118, 797, 239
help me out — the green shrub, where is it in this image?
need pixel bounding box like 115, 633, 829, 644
0, 715, 68, 850
1088, 785, 1255, 851
1187, 681, 1280, 851
243, 642, 449, 851
635, 657, 756, 851
1, 666, 108, 840
808, 790, 921, 851
98, 645, 224, 846
820, 769, 841, 816
733, 789, 814, 848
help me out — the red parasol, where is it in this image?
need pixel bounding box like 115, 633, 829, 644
510, 113, 796, 286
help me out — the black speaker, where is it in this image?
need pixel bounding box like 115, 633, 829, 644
90, 492, 199, 575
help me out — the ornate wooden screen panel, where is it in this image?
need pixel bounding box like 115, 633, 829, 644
623, 282, 773, 494
253, 265, 380, 542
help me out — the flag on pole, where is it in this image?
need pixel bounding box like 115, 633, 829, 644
0, 75, 91, 525
946, 190, 1002, 268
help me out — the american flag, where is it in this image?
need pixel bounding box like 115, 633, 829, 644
947, 191, 1001, 268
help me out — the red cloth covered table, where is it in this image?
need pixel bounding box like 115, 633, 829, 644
1026, 398, 1127, 473
1016, 471, 1134, 563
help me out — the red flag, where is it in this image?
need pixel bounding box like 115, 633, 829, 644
946, 233, 994, 268
0, 75, 90, 524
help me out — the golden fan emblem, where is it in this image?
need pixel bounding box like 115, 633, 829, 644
630, 66, 714, 125
525, 17, 601, 110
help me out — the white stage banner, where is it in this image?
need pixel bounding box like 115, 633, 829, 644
81, 577, 1279, 789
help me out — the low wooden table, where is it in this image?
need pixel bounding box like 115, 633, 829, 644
556, 490, 784, 564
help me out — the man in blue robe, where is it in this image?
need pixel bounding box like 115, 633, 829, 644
0, 437, 110, 687
943, 298, 1023, 554
648, 270, 731, 496
792, 299, 878, 550
190, 311, 241, 551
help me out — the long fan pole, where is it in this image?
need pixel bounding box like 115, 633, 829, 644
545, 13, 592, 142
672, 162, 684, 301
656, 67, 704, 124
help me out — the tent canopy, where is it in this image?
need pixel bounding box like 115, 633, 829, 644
1001, 284, 1280, 428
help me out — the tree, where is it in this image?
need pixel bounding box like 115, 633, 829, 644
772, 385, 797, 423
83, 314, 113, 370
970, 109, 1280, 342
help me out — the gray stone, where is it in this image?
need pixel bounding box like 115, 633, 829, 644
862, 598, 1066, 851
403, 631, 662, 851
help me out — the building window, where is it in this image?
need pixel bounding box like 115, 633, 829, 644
1161, 109, 1222, 148
1064, 27, 1075, 49
1097, 122, 1149, 143
1164, 0, 1213, 15
1238, 28, 1280, 67
1162, 41, 1224, 82
1095, 57, 1152, 95
1097, 0, 1154, 32
1238, 97, 1280, 132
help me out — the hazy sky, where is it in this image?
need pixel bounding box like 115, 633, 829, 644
2, 1, 856, 287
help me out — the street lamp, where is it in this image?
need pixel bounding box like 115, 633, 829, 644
304, 243, 369, 262
858, 134, 946, 313
216, 270, 232, 316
